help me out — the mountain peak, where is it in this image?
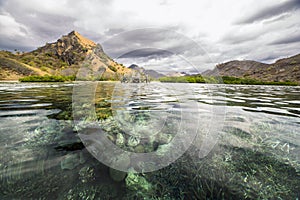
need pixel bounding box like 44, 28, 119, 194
128, 64, 141, 69
67, 30, 77, 36
31, 30, 98, 66
68, 30, 78, 35
65, 30, 96, 48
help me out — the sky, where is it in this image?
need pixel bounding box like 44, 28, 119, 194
0, 0, 299, 73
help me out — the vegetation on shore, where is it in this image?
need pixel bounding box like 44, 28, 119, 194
16, 73, 299, 85
18, 74, 299, 85
159, 75, 298, 86
19, 75, 76, 82
18, 75, 122, 82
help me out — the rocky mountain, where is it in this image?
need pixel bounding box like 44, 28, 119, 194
0, 31, 131, 80
128, 64, 165, 79
1, 31, 299, 83
166, 71, 189, 77
128, 64, 140, 70
203, 54, 300, 83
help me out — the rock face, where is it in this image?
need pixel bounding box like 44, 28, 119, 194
203, 54, 300, 83
61, 153, 80, 170
0, 31, 132, 80
60, 152, 86, 170
34, 31, 96, 66
128, 64, 165, 79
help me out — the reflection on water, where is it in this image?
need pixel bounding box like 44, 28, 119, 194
0, 82, 299, 199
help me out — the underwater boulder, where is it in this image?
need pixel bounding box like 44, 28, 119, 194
61, 153, 80, 170
116, 133, 125, 146
134, 145, 145, 153
109, 168, 127, 182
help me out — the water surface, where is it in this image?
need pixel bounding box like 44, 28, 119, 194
0, 82, 299, 199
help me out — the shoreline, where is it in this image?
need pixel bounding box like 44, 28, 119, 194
0, 80, 298, 86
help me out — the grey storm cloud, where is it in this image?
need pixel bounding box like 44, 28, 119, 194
101, 28, 207, 63
0, 1, 77, 51
0, 37, 34, 51
237, 0, 300, 24
221, 32, 263, 45
270, 34, 300, 45
119, 48, 173, 59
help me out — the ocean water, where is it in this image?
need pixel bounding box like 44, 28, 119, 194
0, 82, 299, 199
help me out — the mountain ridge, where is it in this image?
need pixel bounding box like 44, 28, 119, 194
203, 54, 300, 83
0, 31, 299, 83
0, 31, 131, 80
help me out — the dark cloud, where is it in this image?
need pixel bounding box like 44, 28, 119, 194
0, 0, 78, 51
270, 34, 300, 45
259, 54, 282, 63
0, 1, 5, 7
114, 29, 169, 44
80, 30, 105, 44
221, 31, 263, 44
0, 37, 35, 52
11, 11, 75, 44
102, 28, 207, 63
101, 28, 177, 58
236, 0, 300, 24
119, 48, 172, 59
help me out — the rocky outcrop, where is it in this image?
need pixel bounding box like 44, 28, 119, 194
34, 31, 96, 65
128, 64, 165, 79
203, 54, 300, 83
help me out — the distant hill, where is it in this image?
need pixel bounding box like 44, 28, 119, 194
0, 31, 131, 80
166, 71, 189, 77
128, 64, 165, 79
203, 54, 300, 83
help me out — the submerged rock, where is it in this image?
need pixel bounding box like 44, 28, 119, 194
109, 168, 127, 182
116, 133, 125, 146
79, 152, 86, 164
61, 153, 80, 170
134, 145, 145, 153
